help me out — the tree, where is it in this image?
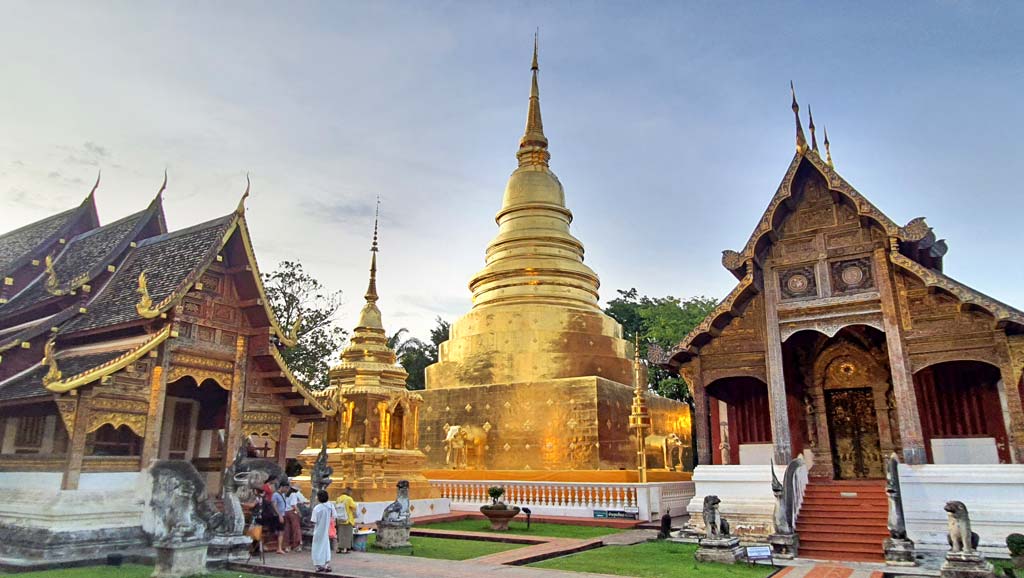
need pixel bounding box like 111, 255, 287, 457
262, 260, 347, 389
604, 289, 718, 403
396, 317, 450, 390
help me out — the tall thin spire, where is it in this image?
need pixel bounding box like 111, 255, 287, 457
824, 127, 834, 168
365, 196, 380, 304
808, 106, 819, 152
517, 31, 550, 168
791, 81, 807, 153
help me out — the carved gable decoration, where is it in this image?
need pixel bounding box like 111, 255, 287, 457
830, 258, 875, 296
779, 265, 817, 301
813, 340, 889, 391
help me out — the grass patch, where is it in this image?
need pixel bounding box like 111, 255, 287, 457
8, 564, 259, 577
367, 534, 524, 560
419, 519, 622, 539
991, 558, 1017, 574
531, 541, 775, 578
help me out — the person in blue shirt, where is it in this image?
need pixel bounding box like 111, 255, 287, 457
271, 483, 289, 554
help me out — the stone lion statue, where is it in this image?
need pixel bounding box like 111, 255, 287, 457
702, 495, 730, 538
945, 501, 980, 554
141, 461, 221, 546
381, 480, 411, 524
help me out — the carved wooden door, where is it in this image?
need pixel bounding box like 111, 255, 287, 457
825, 388, 883, 479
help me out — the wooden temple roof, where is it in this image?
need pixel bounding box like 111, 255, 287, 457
0, 182, 330, 417
0, 193, 99, 284
662, 112, 1024, 370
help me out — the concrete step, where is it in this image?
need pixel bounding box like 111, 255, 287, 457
799, 503, 888, 514
796, 522, 888, 536
799, 538, 885, 554
799, 548, 885, 562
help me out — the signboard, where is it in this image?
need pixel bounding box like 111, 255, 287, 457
593, 509, 638, 520
746, 545, 773, 561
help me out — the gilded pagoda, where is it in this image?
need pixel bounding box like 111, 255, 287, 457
299, 210, 438, 503
419, 41, 692, 477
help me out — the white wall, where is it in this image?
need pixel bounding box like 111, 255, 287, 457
685, 465, 786, 537
900, 463, 1024, 556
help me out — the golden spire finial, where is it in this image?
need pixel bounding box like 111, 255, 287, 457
824, 126, 834, 168
236, 173, 250, 215
791, 81, 807, 153
517, 31, 550, 168
158, 169, 168, 197
808, 106, 818, 152
365, 197, 380, 304
633, 334, 643, 390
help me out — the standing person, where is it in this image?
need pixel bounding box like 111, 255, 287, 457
310, 490, 335, 573
268, 483, 288, 554
284, 486, 303, 552
335, 487, 358, 553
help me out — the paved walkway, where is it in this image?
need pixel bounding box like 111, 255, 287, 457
230, 549, 623, 578
774, 564, 883, 578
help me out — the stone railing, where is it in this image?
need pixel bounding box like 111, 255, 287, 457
789, 458, 809, 527
430, 479, 694, 522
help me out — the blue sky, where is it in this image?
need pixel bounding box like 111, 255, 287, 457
1, 2, 1022, 341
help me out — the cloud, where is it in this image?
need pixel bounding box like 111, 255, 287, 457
61, 141, 111, 166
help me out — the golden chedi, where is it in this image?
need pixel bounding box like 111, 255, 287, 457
299, 214, 439, 502
421, 41, 692, 478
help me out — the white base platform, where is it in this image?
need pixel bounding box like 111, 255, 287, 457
356, 498, 451, 525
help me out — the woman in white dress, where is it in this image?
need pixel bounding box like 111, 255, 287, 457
310, 490, 335, 572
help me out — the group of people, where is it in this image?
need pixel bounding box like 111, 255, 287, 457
246, 473, 359, 573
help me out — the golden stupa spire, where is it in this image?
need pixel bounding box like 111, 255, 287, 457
629, 334, 650, 483
808, 106, 818, 152
517, 31, 550, 168
791, 81, 808, 153
365, 196, 380, 304
824, 126, 834, 168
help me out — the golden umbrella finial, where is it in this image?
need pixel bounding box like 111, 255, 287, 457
518, 31, 549, 168
365, 196, 381, 303
808, 106, 819, 152
824, 126, 834, 169
791, 81, 808, 154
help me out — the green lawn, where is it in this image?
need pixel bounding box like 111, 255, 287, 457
419, 519, 622, 539
531, 541, 775, 578
368, 534, 524, 560
6, 564, 259, 578
991, 558, 1018, 574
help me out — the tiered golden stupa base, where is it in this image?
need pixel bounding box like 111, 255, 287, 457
294, 446, 441, 503
418, 376, 693, 472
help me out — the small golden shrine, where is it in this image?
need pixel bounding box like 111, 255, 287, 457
419, 40, 692, 480
299, 211, 439, 502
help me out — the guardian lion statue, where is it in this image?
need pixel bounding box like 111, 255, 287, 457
141, 460, 221, 546
381, 480, 411, 523
702, 495, 730, 538
945, 501, 980, 554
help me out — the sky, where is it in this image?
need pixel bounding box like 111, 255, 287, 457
1, 1, 1023, 340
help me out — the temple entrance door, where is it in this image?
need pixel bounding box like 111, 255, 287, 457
825, 387, 883, 479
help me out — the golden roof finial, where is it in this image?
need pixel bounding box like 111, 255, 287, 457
824, 126, 834, 168
237, 173, 251, 215
808, 106, 818, 152
791, 81, 807, 154
41, 339, 62, 385
633, 333, 643, 390
136, 270, 160, 318
517, 31, 550, 168
43, 253, 60, 294
157, 169, 168, 197
365, 197, 381, 304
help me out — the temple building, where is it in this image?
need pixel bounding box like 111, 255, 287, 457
660, 89, 1024, 558
297, 210, 444, 518
419, 41, 692, 478
0, 178, 330, 564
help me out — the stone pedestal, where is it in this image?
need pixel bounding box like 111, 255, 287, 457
152, 541, 209, 578
940, 552, 996, 578
206, 535, 252, 565
695, 537, 745, 564
768, 533, 798, 559
884, 537, 917, 566
374, 520, 411, 549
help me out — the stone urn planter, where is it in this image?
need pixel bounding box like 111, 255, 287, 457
480, 486, 521, 531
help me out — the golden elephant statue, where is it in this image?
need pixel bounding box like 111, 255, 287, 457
442, 424, 487, 470
645, 432, 686, 471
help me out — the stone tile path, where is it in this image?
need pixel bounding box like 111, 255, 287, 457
229, 549, 623, 578
774, 563, 884, 578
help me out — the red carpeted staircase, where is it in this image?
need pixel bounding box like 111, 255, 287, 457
795, 479, 888, 562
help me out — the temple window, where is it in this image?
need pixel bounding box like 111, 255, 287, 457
86, 424, 142, 456
14, 415, 46, 453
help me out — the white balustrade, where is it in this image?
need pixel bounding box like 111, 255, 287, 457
429, 479, 695, 522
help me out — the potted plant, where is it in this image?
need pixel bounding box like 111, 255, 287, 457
479, 485, 521, 531
1008, 533, 1024, 569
